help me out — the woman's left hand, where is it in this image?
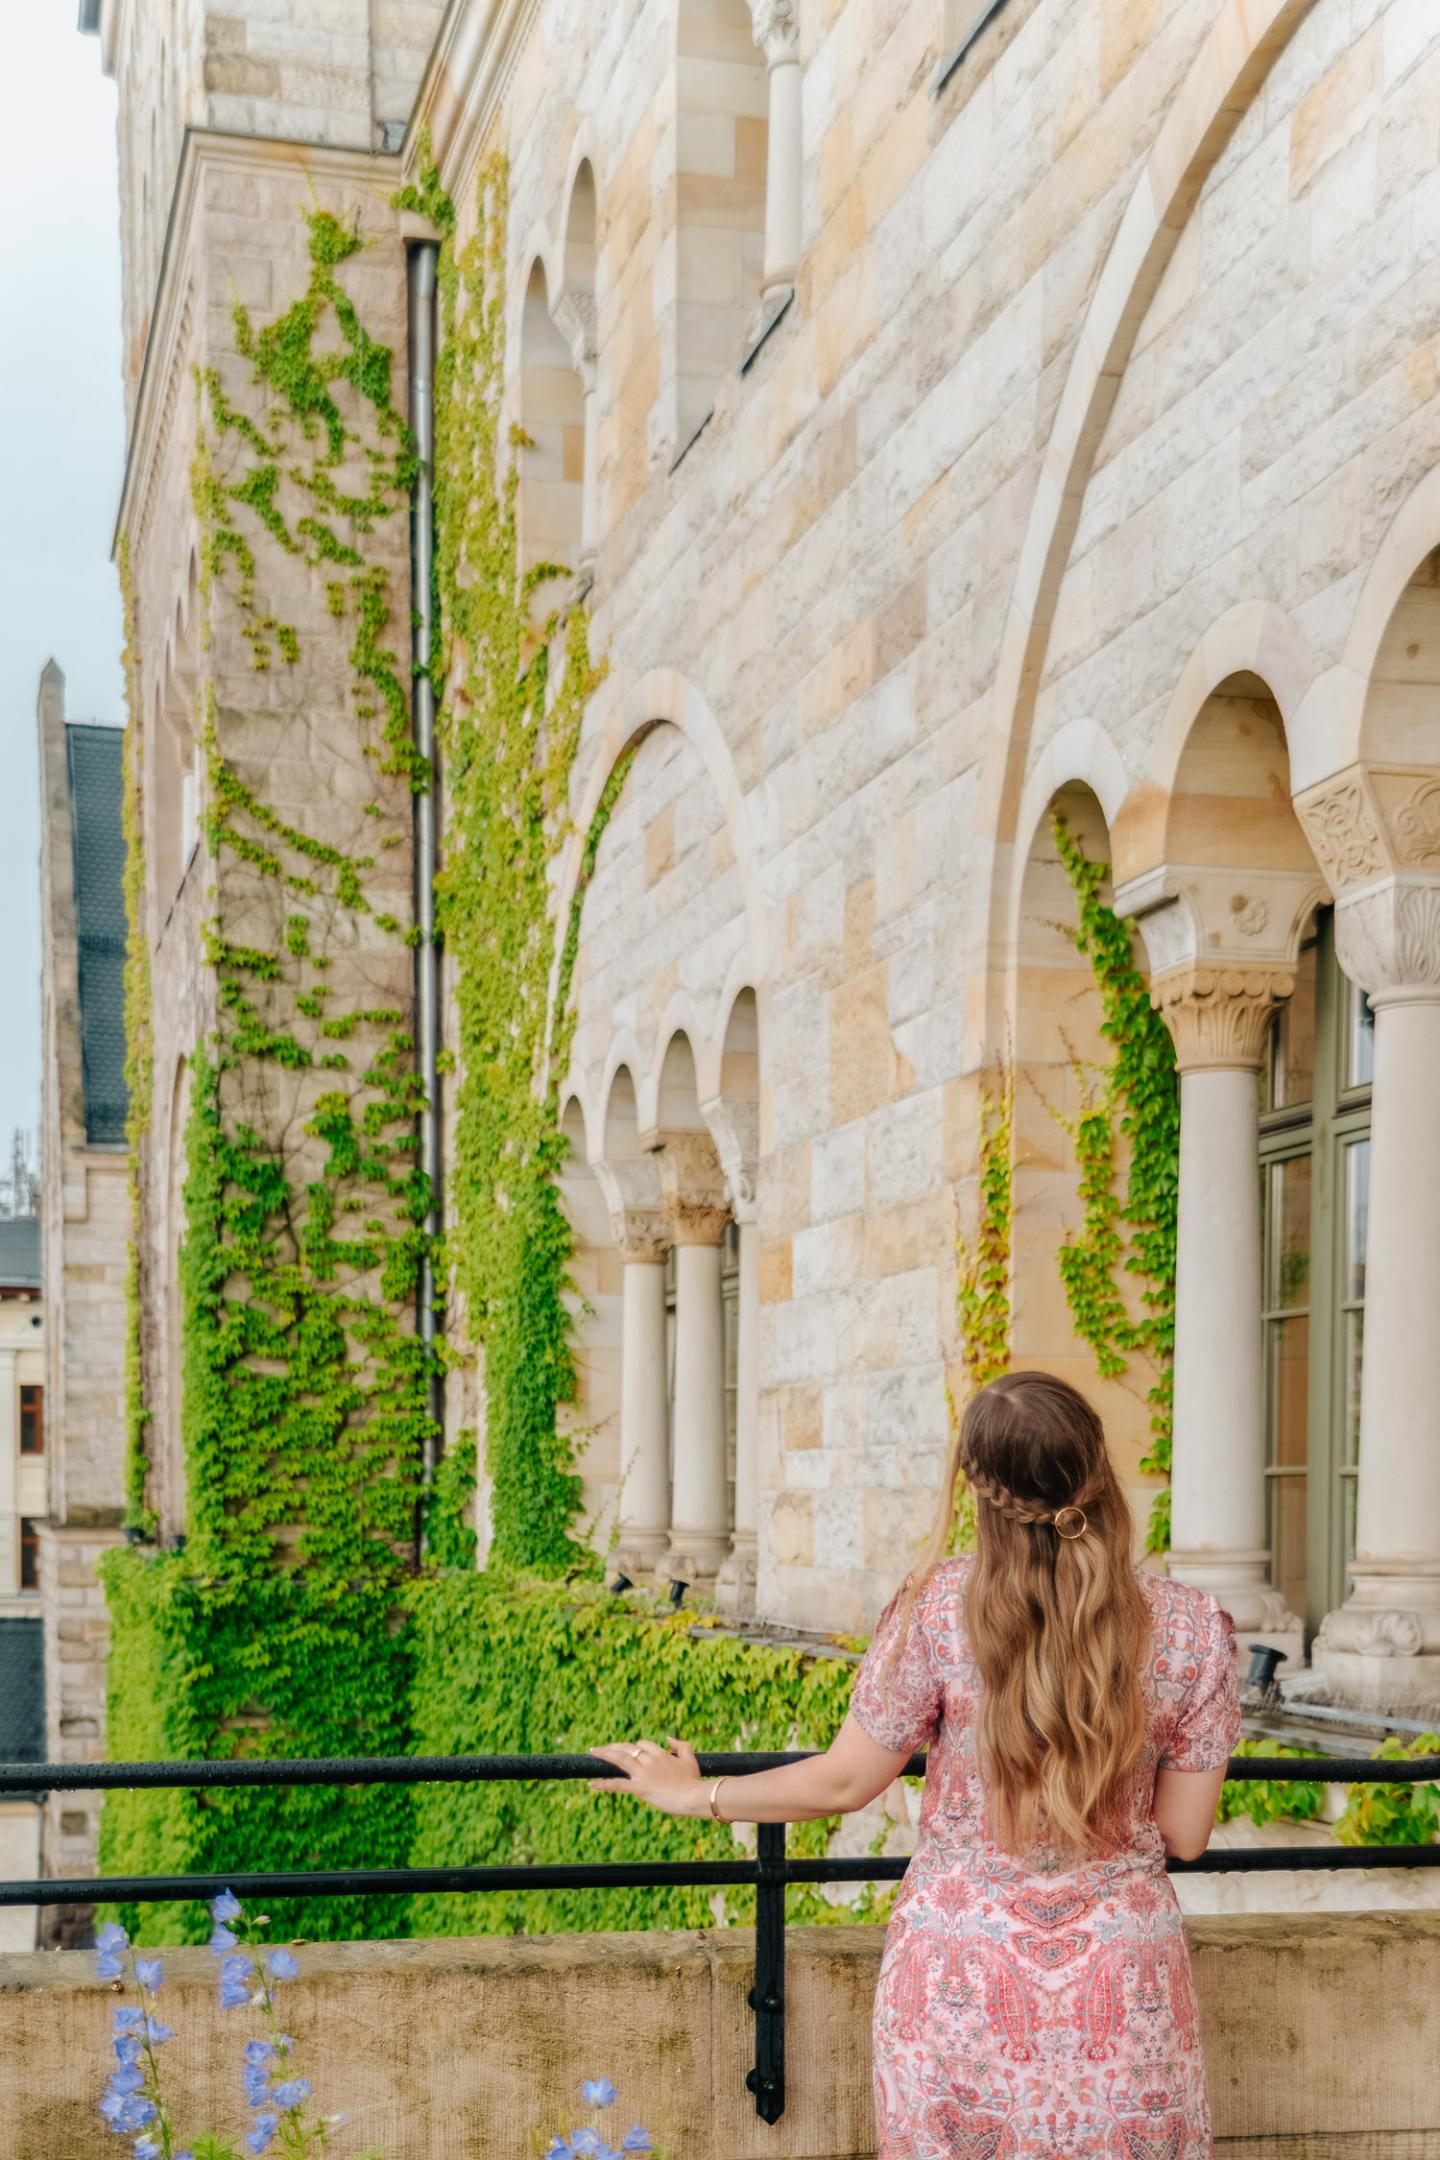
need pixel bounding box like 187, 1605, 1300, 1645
588, 1737, 705, 1816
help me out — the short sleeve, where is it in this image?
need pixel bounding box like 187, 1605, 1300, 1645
849, 1585, 943, 1755
1162, 1597, 1242, 1772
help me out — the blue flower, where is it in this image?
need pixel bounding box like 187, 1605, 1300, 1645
97, 1922, 128, 1954
134, 2139, 162, 2159
114, 2008, 144, 2035
266, 1947, 301, 1982
571, 2132, 604, 2157
274, 2077, 312, 2110
144, 2019, 173, 2045
134, 1957, 164, 1991
100, 2093, 157, 2135
245, 2113, 280, 2156
542, 2142, 576, 2160
218, 1952, 255, 2009
106, 2067, 144, 2098
244, 2040, 275, 2067
621, 2131, 653, 2153
243, 2065, 272, 2107
97, 1951, 125, 1980
209, 1923, 238, 1954
582, 2079, 618, 2108
114, 2036, 143, 2067
210, 1889, 242, 1923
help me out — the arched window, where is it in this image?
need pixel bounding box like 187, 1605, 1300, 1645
518, 259, 586, 583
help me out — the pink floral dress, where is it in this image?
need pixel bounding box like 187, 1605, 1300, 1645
849, 1559, 1241, 2160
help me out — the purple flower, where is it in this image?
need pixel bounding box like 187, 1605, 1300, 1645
144, 2019, 173, 2045
210, 1888, 243, 1923
114, 2036, 143, 2068
97, 1922, 128, 1954
274, 2077, 312, 2110
100, 2093, 157, 2135
134, 1957, 164, 1992
243, 2065, 272, 2107
571, 2133, 604, 2158
245, 2114, 280, 2157
106, 2067, 144, 2098
97, 1950, 125, 1981
266, 1947, 301, 1982
134, 2139, 162, 2160
543, 2142, 576, 2160
621, 2131, 653, 2153
582, 2079, 618, 2109
114, 2008, 144, 2035
209, 1923, 239, 1954
244, 2040, 275, 2067
218, 1951, 255, 2009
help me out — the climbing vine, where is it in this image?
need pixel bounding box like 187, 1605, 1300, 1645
1051, 815, 1179, 1551
411, 143, 606, 1574
950, 1067, 1014, 1550
117, 535, 155, 1533
102, 199, 436, 1938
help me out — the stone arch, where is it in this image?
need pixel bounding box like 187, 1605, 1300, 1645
672, 0, 768, 447
518, 254, 585, 580
976, 0, 1318, 1040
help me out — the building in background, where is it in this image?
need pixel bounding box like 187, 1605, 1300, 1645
36, 663, 128, 1940
0, 1217, 45, 1952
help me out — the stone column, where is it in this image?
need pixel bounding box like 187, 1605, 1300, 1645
1156, 966, 1300, 1648
751, 1, 802, 303
591, 1156, 671, 1577
657, 1132, 732, 1583
551, 289, 599, 579
1311, 876, 1440, 1703
705, 1099, 760, 1617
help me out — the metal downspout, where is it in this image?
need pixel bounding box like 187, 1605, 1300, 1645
408, 239, 443, 1533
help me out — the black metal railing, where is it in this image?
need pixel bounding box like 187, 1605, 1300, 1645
2, 1749, 1438, 2124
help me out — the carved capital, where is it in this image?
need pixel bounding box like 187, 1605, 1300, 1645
1316, 1605, 1425, 1659
1295, 771, 1387, 892
1334, 878, 1440, 1007
750, 0, 799, 65
550, 289, 598, 388
591, 1153, 669, 1261
701, 1097, 759, 1224
1154, 963, 1296, 1071
655, 1130, 730, 1246
1116, 864, 1324, 976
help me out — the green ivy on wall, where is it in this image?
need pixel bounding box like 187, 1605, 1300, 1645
102, 201, 437, 1940
117, 536, 156, 1534
406, 143, 605, 1574
951, 1068, 1015, 1551
1051, 814, 1179, 1551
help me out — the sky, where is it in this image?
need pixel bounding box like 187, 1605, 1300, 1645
0, 12, 125, 1161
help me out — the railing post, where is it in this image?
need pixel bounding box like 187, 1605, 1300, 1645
746, 1819, 786, 2123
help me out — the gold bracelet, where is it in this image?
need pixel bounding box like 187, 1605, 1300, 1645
708, 1775, 728, 1821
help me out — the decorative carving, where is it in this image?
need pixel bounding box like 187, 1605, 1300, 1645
1315, 1606, 1425, 1659
550, 288, 598, 388
1394, 779, 1440, 867
1334, 880, 1440, 1002
655, 1130, 730, 1246
591, 1154, 669, 1262
751, 0, 800, 64
1154, 963, 1296, 1071
1232, 895, 1269, 937
701, 1097, 759, 1224
1296, 775, 1387, 892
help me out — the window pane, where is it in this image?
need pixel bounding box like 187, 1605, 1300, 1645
1345, 1139, 1369, 1303
1267, 1156, 1311, 1311
1267, 937, 1317, 1109
19, 1383, 42, 1455
1346, 979, 1375, 1091
1270, 1473, 1308, 1629
1268, 1315, 1309, 1468
20, 1518, 38, 1591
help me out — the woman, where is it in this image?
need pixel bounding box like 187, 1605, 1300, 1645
589, 1370, 1241, 2158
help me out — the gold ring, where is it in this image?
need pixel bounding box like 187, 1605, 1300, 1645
629, 1746, 644, 1760
1053, 1506, 1088, 1540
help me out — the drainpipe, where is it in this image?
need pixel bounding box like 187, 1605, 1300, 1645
407, 234, 443, 1533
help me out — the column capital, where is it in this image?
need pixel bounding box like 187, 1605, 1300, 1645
1333, 877, 1440, 1009
590, 1154, 669, 1262
1154, 962, 1295, 1071
1294, 761, 1440, 892
700, 1096, 759, 1224
750, 0, 800, 66
550, 289, 597, 391
655, 1129, 730, 1246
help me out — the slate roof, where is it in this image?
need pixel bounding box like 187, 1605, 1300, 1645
0, 1617, 44, 1800
0, 1217, 41, 1291
66, 724, 129, 1147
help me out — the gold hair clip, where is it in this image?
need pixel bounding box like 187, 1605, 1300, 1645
1052, 1506, 1088, 1540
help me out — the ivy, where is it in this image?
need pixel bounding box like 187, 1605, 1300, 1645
117, 536, 156, 1533
951, 1068, 1014, 1551
101, 199, 437, 1939
425, 145, 605, 1573
1217, 1739, 1325, 1829
1051, 814, 1179, 1551
1336, 1734, 1440, 1847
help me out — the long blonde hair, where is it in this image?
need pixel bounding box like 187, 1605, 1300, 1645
888, 1370, 1149, 1858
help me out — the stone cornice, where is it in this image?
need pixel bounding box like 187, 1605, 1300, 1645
114, 130, 402, 559
403, 0, 545, 197
1154, 963, 1296, 1072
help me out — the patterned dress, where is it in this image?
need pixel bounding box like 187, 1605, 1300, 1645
849, 1559, 1241, 2160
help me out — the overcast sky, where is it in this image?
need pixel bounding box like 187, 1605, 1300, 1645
0, 14, 125, 1163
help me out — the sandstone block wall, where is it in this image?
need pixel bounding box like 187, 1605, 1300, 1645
3, 1913, 1438, 2157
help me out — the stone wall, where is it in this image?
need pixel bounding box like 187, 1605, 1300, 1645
4, 1913, 1439, 2156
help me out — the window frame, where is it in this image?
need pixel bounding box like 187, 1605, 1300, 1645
19, 1382, 43, 1456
